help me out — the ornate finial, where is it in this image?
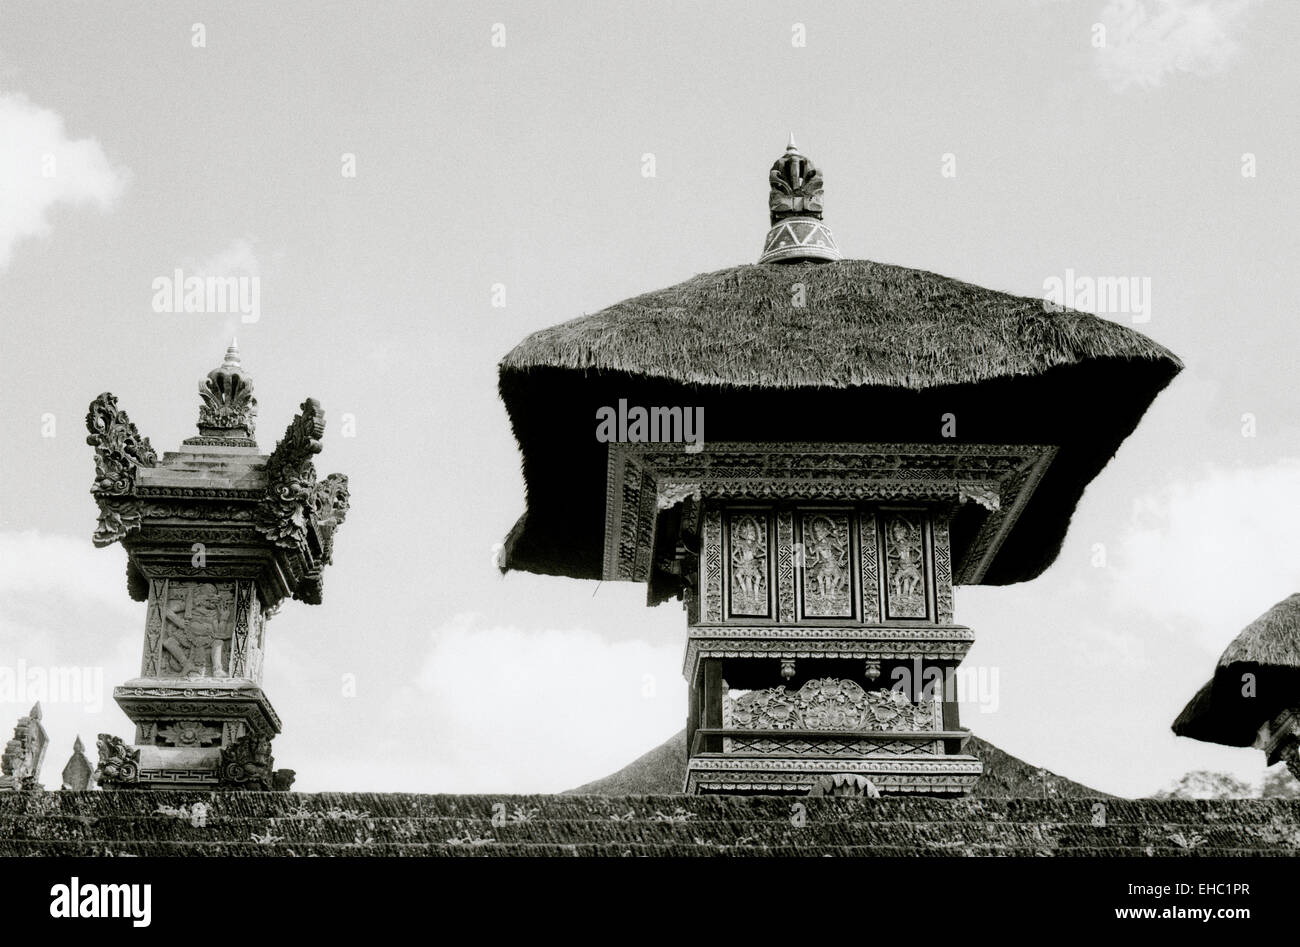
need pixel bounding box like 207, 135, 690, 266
193, 342, 258, 445
759, 135, 842, 264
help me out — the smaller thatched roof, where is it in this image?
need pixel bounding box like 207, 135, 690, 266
1172, 594, 1300, 747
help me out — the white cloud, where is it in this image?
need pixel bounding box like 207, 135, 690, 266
1095, 0, 1256, 90
386, 613, 685, 792
0, 93, 128, 270
1113, 461, 1300, 652
185, 237, 261, 277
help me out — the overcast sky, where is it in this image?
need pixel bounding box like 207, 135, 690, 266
1, 0, 1298, 797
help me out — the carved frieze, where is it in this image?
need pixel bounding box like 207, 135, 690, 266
728, 678, 938, 733
776, 511, 795, 622
703, 510, 722, 622
801, 512, 851, 618
604, 442, 1056, 585
884, 512, 927, 619
933, 516, 954, 623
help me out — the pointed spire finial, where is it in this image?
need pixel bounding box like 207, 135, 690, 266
73, 735, 84, 754
787, 131, 798, 153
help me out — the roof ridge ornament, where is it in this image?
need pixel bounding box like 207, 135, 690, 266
759, 134, 842, 264
190, 339, 259, 447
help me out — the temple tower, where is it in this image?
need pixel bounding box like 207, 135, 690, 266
86, 343, 349, 789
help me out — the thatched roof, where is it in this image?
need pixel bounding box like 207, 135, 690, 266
501, 261, 1179, 388
1173, 594, 1300, 747
499, 259, 1182, 586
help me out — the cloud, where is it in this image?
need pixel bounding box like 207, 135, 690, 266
0, 93, 128, 270
1095, 0, 1256, 90
384, 613, 685, 792
1112, 461, 1300, 652
185, 237, 261, 277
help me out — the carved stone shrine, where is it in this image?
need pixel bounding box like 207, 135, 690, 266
0, 703, 48, 791
87, 342, 348, 789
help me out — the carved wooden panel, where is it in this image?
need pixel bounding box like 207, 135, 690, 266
727, 679, 939, 731
800, 512, 852, 618
860, 510, 881, 622
933, 516, 954, 623
703, 510, 722, 622
776, 511, 795, 622
884, 512, 928, 619
727, 511, 770, 618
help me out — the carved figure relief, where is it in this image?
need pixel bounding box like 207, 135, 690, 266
885, 513, 927, 619
728, 513, 768, 616
151, 582, 237, 679
801, 513, 851, 617
728, 678, 937, 733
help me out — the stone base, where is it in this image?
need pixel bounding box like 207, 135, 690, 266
134, 746, 221, 787
685, 755, 983, 796
114, 678, 282, 747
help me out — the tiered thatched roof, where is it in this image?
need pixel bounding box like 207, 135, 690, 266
499, 259, 1181, 585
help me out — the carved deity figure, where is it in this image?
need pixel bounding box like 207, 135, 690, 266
730, 515, 766, 611
160, 584, 235, 678
888, 517, 924, 608
805, 515, 847, 599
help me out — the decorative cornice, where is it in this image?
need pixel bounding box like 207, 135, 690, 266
604, 442, 1056, 585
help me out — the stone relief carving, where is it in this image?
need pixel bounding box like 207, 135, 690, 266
728, 513, 768, 616
219, 733, 274, 790
802, 512, 850, 617
94, 733, 140, 787
148, 581, 237, 679
155, 721, 223, 748
728, 678, 937, 732
885, 513, 927, 619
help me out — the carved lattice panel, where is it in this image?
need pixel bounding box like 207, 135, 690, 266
776, 511, 795, 622
703, 510, 722, 622
860, 511, 881, 622
884, 512, 929, 619
727, 511, 770, 618
933, 516, 954, 623
800, 511, 852, 618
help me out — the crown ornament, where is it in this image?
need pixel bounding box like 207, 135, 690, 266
759, 134, 842, 264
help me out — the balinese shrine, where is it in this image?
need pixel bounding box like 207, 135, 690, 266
86, 343, 349, 790
498, 138, 1181, 796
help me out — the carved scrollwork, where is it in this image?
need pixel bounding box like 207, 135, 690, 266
219, 733, 275, 790
92, 497, 145, 548
729, 678, 937, 732
94, 733, 140, 787
85, 392, 157, 495
256, 398, 325, 548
